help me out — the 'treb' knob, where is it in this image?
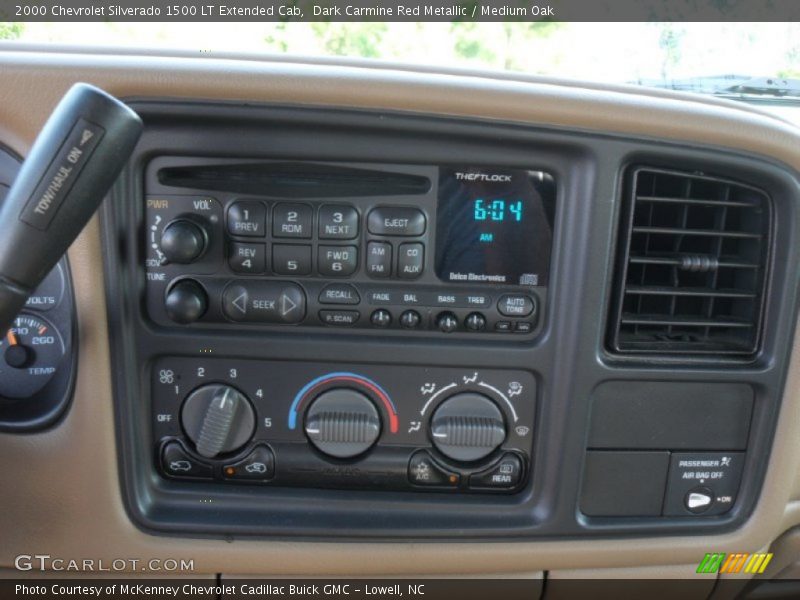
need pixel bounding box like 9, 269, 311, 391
430, 392, 506, 462
160, 219, 208, 264
304, 388, 381, 459
181, 384, 255, 458
165, 279, 207, 324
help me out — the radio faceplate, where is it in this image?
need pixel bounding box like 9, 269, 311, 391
153, 357, 536, 493
143, 158, 555, 337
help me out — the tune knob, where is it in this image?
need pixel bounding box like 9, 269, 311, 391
430, 392, 506, 462
165, 279, 207, 324
304, 388, 381, 459
181, 384, 255, 458
160, 218, 208, 264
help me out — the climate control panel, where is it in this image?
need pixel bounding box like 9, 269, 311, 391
153, 358, 535, 493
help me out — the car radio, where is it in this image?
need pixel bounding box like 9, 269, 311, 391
143, 159, 556, 337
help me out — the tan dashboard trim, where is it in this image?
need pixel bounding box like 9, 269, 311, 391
1, 49, 799, 575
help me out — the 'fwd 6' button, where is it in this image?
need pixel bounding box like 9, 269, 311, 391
222, 282, 306, 324
319, 246, 358, 277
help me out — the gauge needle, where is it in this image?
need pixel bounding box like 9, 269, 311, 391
6, 330, 17, 345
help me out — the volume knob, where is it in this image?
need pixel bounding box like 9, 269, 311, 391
430, 392, 506, 462
160, 219, 208, 264
181, 384, 255, 458
304, 389, 381, 459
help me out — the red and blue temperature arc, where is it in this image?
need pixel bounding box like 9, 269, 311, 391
288, 372, 399, 433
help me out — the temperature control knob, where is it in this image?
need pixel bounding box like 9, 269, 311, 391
160, 219, 208, 264
430, 392, 506, 462
304, 389, 381, 459
180, 384, 255, 458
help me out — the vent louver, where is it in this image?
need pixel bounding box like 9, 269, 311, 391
609, 167, 772, 356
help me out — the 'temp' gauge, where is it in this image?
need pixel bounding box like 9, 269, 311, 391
0, 313, 66, 399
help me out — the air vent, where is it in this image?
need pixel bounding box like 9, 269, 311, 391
609, 167, 772, 356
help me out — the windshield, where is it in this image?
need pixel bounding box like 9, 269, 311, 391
4, 22, 800, 103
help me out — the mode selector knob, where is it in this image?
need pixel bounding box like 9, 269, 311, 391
160, 218, 208, 264
430, 392, 506, 462
181, 384, 256, 458
304, 389, 381, 459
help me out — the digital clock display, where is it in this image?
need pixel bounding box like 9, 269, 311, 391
435, 167, 556, 286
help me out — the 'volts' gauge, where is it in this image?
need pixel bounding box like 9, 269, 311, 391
0, 314, 66, 399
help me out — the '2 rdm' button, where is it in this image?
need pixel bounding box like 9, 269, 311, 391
273, 203, 312, 238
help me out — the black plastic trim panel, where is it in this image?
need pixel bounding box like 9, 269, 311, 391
102, 100, 800, 539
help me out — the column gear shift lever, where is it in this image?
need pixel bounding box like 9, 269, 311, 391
0, 83, 142, 331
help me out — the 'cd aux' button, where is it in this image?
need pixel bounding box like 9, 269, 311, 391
222, 282, 306, 324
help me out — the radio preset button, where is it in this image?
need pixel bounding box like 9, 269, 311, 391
320, 310, 360, 326
227, 201, 266, 237
398, 243, 424, 279
319, 246, 358, 277
319, 205, 359, 240
273, 203, 312, 238
273, 244, 312, 276
229, 242, 266, 274
319, 284, 360, 305
400, 310, 421, 329
222, 282, 306, 324
366, 242, 392, 278
497, 294, 535, 318
370, 309, 392, 327
367, 207, 426, 236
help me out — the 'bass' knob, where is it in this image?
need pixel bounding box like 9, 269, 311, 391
430, 392, 506, 462
181, 384, 255, 458
304, 388, 381, 459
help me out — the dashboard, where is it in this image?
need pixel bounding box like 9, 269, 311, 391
2, 48, 800, 582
